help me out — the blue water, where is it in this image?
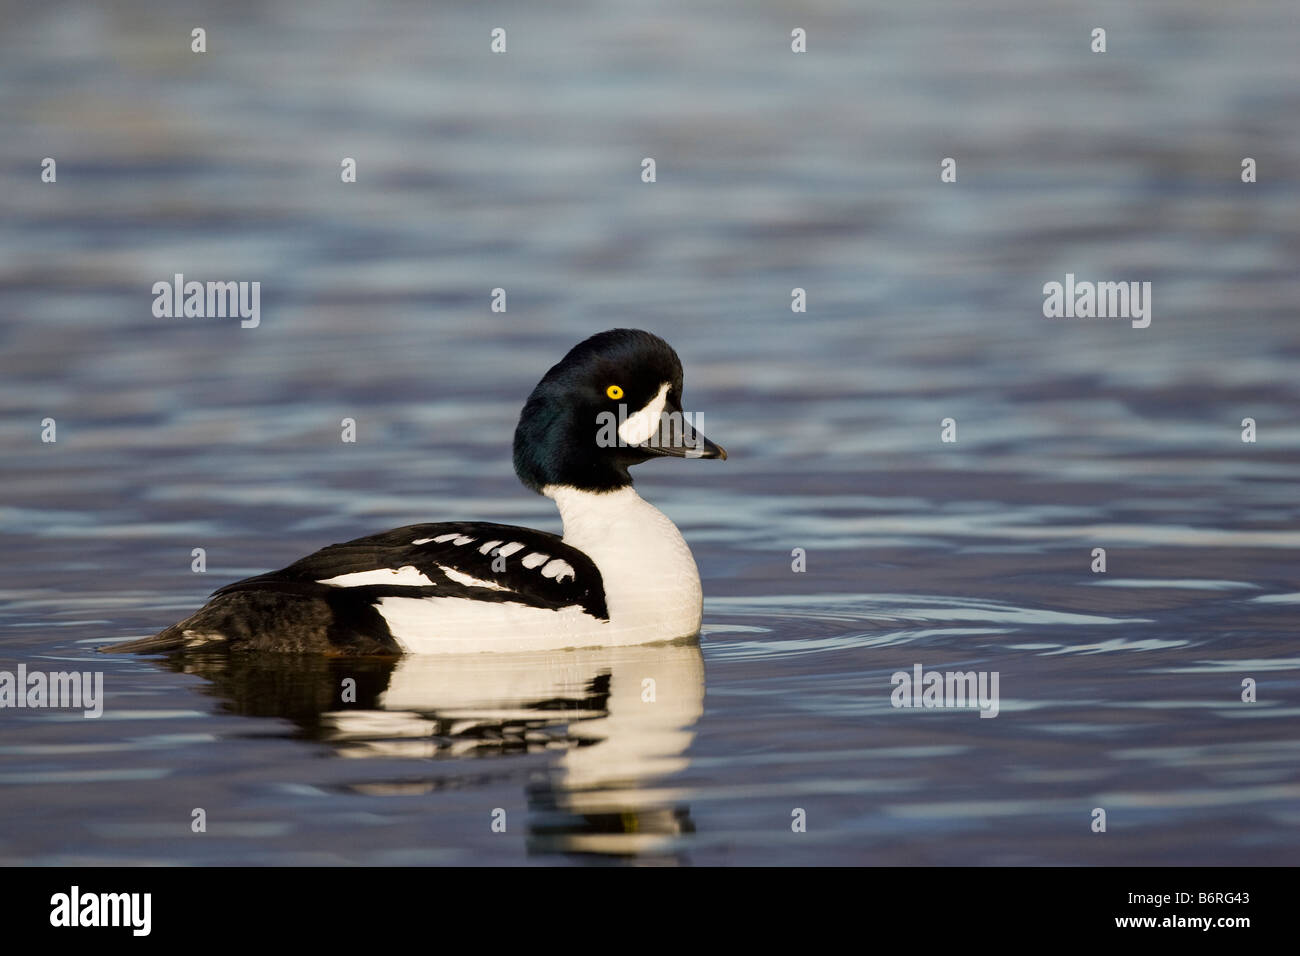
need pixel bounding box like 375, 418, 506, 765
1, 0, 1297, 864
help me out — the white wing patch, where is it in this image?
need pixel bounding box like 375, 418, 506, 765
520, 552, 549, 569
478, 539, 504, 555
438, 565, 510, 591
432, 533, 461, 543
411, 537, 435, 545
496, 542, 526, 558
541, 559, 576, 582
318, 566, 436, 588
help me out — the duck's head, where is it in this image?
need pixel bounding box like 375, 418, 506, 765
513, 329, 726, 493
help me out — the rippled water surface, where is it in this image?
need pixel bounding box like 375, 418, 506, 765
1, 0, 1298, 864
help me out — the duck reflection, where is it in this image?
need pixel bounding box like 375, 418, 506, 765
163, 641, 705, 859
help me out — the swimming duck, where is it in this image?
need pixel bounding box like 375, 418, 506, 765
103, 329, 725, 655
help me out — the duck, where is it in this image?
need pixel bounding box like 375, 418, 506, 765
102, 329, 726, 655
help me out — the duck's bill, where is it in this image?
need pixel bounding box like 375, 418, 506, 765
638, 423, 727, 460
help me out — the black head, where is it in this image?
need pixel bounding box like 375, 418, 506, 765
512, 329, 726, 493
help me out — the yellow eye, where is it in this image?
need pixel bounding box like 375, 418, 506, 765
606, 385, 624, 400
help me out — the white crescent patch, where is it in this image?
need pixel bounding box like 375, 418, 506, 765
618, 382, 671, 446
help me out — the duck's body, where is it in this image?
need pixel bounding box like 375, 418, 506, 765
104, 329, 725, 656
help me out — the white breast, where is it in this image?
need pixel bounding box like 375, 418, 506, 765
545, 484, 704, 643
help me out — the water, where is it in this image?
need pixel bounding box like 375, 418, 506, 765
1, 0, 1298, 864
